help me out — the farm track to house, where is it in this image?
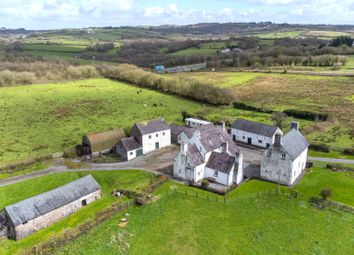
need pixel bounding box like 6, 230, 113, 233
0, 146, 180, 187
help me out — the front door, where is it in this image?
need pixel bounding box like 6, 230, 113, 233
155, 142, 160, 150
247, 138, 252, 144
136, 149, 143, 157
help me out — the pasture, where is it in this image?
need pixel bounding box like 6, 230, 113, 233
55, 166, 354, 255
0, 170, 154, 255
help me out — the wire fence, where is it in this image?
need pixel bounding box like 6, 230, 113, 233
159, 188, 293, 205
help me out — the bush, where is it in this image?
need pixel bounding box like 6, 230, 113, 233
320, 188, 332, 200
283, 109, 328, 121
309, 143, 331, 153
326, 163, 354, 172
343, 147, 354, 155
201, 179, 209, 188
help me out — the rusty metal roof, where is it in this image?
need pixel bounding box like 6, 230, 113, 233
83, 128, 125, 153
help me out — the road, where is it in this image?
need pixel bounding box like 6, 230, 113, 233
0, 145, 179, 187
308, 157, 354, 165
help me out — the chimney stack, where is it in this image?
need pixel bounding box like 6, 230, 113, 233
220, 142, 228, 153
181, 143, 188, 155
218, 122, 226, 132
274, 134, 282, 147
291, 121, 299, 131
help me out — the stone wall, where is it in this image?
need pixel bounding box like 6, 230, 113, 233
12, 190, 101, 240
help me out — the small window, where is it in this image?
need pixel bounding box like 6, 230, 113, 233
156, 134, 159, 137
267, 150, 272, 157
242, 136, 245, 139
214, 170, 218, 177
163, 132, 165, 136
281, 154, 286, 160
81, 199, 87, 206
149, 135, 152, 139
130, 152, 133, 155
258, 140, 262, 143
23, 221, 28, 224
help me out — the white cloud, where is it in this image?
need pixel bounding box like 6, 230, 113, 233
144, 3, 179, 17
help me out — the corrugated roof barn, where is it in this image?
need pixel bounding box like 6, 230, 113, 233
82, 128, 125, 155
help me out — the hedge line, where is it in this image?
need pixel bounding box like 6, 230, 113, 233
233, 102, 328, 121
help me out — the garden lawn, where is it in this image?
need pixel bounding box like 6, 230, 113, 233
55, 165, 354, 255
0, 170, 154, 255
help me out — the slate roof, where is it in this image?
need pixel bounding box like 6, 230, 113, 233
4, 175, 100, 227
170, 123, 183, 136
187, 144, 204, 166
133, 119, 170, 135
206, 152, 236, 174
198, 125, 240, 155
231, 119, 280, 137
282, 129, 309, 160
120, 137, 142, 151
83, 129, 125, 153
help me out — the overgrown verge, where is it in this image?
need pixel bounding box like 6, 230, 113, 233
326, 163, 354, 172
99, 64, 236, 105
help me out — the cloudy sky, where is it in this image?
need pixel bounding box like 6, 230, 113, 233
0, 0, 353, 29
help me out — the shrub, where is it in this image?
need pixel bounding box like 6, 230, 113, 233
283, 109, 328, 121
326, 163, 354, 172
309, 143, 331, 153
320, 188, 332, 200
343, 147, 354, 155
201, 179, 209, 188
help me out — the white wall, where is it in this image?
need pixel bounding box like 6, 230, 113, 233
204, 167, 232, 186
142, 129, 171, 154
289, 148, 308, 185
231, 128, 282, 148
185, 119, 211, 128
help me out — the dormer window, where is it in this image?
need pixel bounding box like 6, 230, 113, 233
214, 170, 218, 177
281, 153, 286, 160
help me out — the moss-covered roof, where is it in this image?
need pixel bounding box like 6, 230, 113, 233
83, 128, 125, 153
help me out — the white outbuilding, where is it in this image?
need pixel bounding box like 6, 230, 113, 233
230, 118, 283, 148
185, 118, 212, 129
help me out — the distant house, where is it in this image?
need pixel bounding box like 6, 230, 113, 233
220, 48, 231, 54
154, 65, 165, 72
260, 122, 309, 186
82, 128, 126, 157
116, 119, 171, 161
173, 124, 243, 186
185, 118, 212, 129
0, 175, 101, 240
230, 119, 283, 148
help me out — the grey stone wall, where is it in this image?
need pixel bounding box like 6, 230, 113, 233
13, 189, 101, 240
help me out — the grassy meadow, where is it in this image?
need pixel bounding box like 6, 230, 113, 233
0, 170, 154, 254
55, 165, 354, 255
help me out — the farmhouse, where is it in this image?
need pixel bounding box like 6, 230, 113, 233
173, 124, 243, 186
260, 122, 308, 186
230, 119, 283, 148
185, 118, 212, 128
170, 123, 195, 144
116, 119, 171, 161
82, 128, 125, 157
0, 175, 101, 240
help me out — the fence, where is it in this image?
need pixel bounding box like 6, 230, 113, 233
160, 188, 293, 205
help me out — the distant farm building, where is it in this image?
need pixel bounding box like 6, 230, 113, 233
230, 119, 283, 148
154, 65, 165, 72
0, 175, 101, 240
116, 119, 171, 161
82, 128, 126, 157
220, 48, 231, 54
185, 118, 212, 129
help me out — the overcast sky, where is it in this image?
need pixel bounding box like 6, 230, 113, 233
0, 0, 353, 29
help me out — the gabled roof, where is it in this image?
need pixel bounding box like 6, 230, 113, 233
231, 119, 280, 137
282, 129, 309, 160
4, 175, 100, 227
186, 144, 204, 167
170, 124, 195, 138
120, 137, 142, 151
198, 125, 240, 155
83, 128, 125, 153
133, 119, 170, 135
206, 152, 236, 174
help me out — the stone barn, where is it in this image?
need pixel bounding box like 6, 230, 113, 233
82, 128, 125, 157
0, 175, 101, 240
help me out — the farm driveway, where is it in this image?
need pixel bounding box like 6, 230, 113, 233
308, 157, 354, 165
0, 145, 179, 187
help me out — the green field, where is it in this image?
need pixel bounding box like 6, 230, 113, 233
22, 43, 87, 53
55, 166, 354, 255
255, 31, 303, 39
0, 170, 154, 254
0, 78, 204, 166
